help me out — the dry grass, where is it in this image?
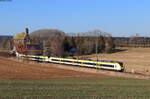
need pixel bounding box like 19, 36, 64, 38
86, 47, 150, 75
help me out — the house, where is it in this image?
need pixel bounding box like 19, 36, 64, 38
13, 30, 42, 55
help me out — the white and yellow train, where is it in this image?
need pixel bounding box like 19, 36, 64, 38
17, 53, 124, 72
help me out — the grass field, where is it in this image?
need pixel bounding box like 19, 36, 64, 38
0, 48, 150, 98
0, 78, 150, 99
87, 47, 150, 75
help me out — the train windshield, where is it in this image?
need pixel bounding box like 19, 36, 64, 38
118, 62, 123, 67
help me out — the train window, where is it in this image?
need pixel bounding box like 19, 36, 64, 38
62, 60, 73, 63
83, 62, 97, 65
118, 62, 123, 66
35, 57, 43, 59
51, 59, 60, 61
100, 64, 114, 67
74, 61, 82, 64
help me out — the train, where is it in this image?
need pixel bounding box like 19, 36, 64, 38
16, 52, 124, 72
12, 28, 124, 72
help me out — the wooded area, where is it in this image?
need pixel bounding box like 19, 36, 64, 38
1, 29, 150, 56
0, 36, 13, 50
114, 37, 150, 47
30, 29, 114, 57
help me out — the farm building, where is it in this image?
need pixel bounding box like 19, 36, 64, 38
13, 32, 31, 44
13, 30, 43, 55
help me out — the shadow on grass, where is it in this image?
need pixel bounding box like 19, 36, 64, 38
112, 48, 128, 53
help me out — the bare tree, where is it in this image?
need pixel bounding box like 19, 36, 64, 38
103, 32, 114, 53
48, 33, 65, 57
30, 29, 65, 56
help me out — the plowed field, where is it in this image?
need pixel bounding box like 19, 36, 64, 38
0, 56, 108, 80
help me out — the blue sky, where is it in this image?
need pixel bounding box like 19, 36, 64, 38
0, 0, 150, 36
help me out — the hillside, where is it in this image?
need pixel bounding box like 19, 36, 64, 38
0, 56, 107, 80
86, 47, 150, 75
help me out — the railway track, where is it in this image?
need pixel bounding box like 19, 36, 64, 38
18, 58, 150, 80
54, 64, 149, 79
122, 71, 150, 79
0, 51, 148, 80
4, 56, 150, 80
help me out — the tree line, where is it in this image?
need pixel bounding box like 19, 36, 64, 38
30, 29, 115, 57
0, 36, 13, 50
114, 37, 150, 47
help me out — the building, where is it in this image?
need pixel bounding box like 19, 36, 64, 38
13, 30, 42, 55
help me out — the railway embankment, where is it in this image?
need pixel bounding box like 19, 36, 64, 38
11, 57, 150, 80
0, 51, 150, 80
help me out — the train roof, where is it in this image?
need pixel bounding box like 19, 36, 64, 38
71, 57, 123, 64
52, 57, 123, 64
99, 60, 123, 64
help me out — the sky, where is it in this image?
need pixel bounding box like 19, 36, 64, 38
0, 0, 150, 37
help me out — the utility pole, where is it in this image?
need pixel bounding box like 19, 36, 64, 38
43, 40, 47, 56
95, 30, 101, 62
95, 36, 98, 61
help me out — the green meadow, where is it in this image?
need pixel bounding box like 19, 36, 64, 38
0, 78, 150, 99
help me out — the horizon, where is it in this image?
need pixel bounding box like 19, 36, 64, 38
1, 0, 150, 37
